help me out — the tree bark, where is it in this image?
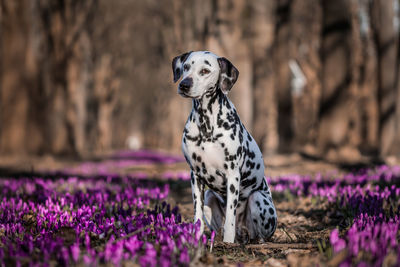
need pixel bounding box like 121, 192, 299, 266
289, 0, 322, 151
317, 0, 354, 160
0, 0, 31, 154
371, 0, 399, 156
249, 0, 278, 154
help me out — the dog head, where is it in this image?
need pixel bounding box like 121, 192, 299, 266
172, 51, 239, 98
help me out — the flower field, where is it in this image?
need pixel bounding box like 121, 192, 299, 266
269, 165, 400, 266
0, 150, 399, 266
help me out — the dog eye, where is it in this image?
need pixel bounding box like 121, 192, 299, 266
200, 68, 210, 75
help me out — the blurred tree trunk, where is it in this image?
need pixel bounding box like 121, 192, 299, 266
249, 0, 278, 154
289, 0, 322, 152
371, 0, 399, 156
317, 0, 356, 160
357, 0, 379, 155
0, 0, 96, 156
274, 0, 293, 153
93, 55, 119, 152
39, 0, 96, 156
392, 0, 400, 157
0, 0, 35, 154
395, 49, 400, 155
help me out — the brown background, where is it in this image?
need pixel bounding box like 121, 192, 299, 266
0, 0, 400, 161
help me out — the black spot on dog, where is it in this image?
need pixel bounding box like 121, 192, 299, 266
248, 150, 256, 159
230, 184, 235, 193
215, 133, 223, 139
204, 60, 211, 66
260, 191, 268, 199
230, 134, 235, 140
263, 199, 269, 206
268, 218, 275, 230
230, 162, 235, 169
192, 153, 197, 160
246, 160, 255, 169
196, 166, 200, 173
242, 177, 256, 188
223, 163, 228, 170
183, 63, 191, 71
269, 208, 274, 215
256, 163, 261, 170
233, 199, 237, 207
208, 175, 215, 183
197, 156, 202, 162
223, 122, 230, 130
242, 171, 251, 179
255, 201, 260, 207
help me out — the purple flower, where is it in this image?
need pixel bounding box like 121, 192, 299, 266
70, 243, 80, 262
330, 229, 346, 253
179, 247, 190, 264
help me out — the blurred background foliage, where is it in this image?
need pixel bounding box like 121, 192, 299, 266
0, 0, 400, 161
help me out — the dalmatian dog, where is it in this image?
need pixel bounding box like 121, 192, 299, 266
172, 51, 277, 243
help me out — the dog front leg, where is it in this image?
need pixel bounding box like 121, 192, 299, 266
190, 171, 205, 233
223, 170, 240, 243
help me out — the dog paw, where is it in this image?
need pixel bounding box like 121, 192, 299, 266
223, 235, 235, 243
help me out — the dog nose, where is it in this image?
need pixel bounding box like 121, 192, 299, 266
179, 77, 193, 92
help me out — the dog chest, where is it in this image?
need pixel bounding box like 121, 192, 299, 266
184, 138, 225, 171
183, 138, 231, 189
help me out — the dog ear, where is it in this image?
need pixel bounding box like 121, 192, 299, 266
218, 57, 239, 94
172, 51, 193, 83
